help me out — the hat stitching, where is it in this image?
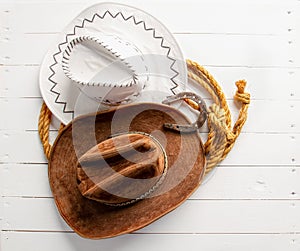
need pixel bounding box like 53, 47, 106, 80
101, 131, 168, 207
48, 10, 180, 116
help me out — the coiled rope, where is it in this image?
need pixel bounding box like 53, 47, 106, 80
38, 60, 250, 175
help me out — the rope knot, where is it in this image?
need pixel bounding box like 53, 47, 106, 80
234, 80, 250, 104
209, 104, 226, 124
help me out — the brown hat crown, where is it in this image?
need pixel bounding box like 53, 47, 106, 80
49, 103, 206, 239
76, 132, 167, 206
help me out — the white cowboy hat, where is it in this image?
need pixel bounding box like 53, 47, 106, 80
39, 2, 187, 124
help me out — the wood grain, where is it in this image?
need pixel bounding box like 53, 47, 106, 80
2, 232, 300, 251
2, 197, 300, 233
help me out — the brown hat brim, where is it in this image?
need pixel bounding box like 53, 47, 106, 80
49, 103, 206, 239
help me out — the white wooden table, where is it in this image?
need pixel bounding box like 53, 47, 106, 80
1, 0, 300, 250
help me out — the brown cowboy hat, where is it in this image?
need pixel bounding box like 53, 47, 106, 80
49, 102, 206, 239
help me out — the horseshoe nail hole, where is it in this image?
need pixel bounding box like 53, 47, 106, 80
5, 69, 9, 73
291, 158, 296, 162
288, 71, 294, 75
290, 93, 295, 97
289, 60, 294, 63
291, 191, 296, 195
4, 10, 10, 13
291, 168, 296, 172
291, 136, 296, 140
288, 28, 292, 32
288, 41, 293, 44
291, 124, 296, 128
290, 104, 294, 108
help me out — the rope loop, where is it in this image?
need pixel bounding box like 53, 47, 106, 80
38, 60, 250, 175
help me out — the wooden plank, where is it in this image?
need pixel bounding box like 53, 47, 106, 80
1, 65, 299, 100
195, 166, 300, 199
0, 131, 298, 165
0, 66, 42, 98
1, 232, 300, 251
0, 131, 48, 164
2, 197, 300, 233
1, 33, 298, 67
0, 98, 43, 131
1, 1, 298, 35
0, 164, 51, 197
221, 132, 299, 166
1, 164, 299, 200
205, 67, 300, 101
176, 33, 299, 68
0, 97, 299, 133
0, 33, 55, 66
